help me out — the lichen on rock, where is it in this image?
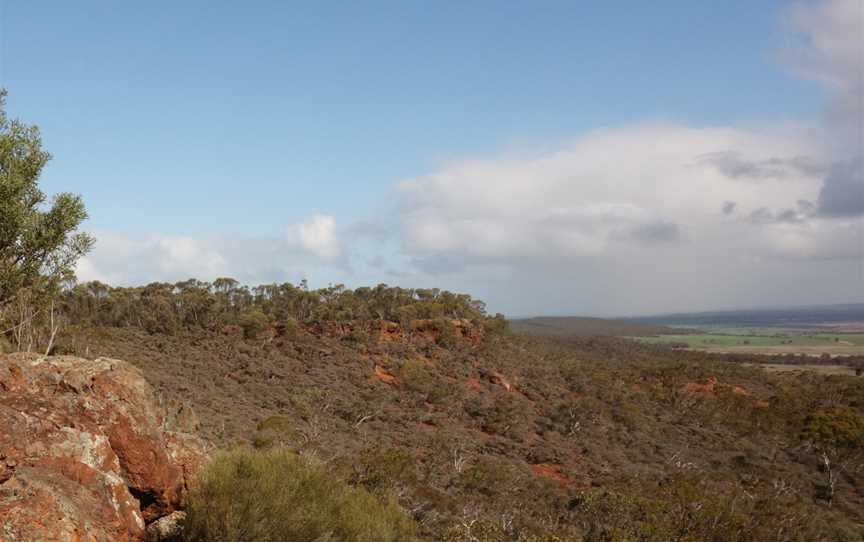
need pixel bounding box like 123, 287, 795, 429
0, 353, 210, 541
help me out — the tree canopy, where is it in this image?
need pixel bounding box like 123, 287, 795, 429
0, 89, 93, 305
60, 279, 497, 334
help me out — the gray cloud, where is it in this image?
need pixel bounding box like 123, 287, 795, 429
783, 0, 863, 155
817, 157, 864, 216
697, 151, 824, 180
746, 200, 817, 224
346, 219, 394, 242
749, 207, 775, 223
625, 220, 682, 242
391, 122, 860, 314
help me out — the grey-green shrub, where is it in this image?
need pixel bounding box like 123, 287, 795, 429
183, 447, 419, 542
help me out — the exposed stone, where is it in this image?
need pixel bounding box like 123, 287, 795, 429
680, 377, 770, 408
301, 318, 485, 346
373, 364, 399, 386
163, 431, 210, 493
161, 398, 201, 434
0, 353, 210, 541
144, 510, 186, 542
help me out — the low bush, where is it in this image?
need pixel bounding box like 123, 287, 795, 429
400, 358, 455, 403
236, 309, 270, 339
183, 447, 419, 542
251, 415, 297, 449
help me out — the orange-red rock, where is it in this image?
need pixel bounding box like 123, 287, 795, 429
373, 364, 399, 385
301, 318, 484, 346
0, 353, 210, 541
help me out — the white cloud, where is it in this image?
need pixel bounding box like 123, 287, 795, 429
380, 0, 864, 314
759, 218, 863, 261
76, 215, 345, 286
782, 0, 863, 153
389, 123, 864, 314
286, 214, 341, 262
398, 124, 830, 262
783, 0, 862, 91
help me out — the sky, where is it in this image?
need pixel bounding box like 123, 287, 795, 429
1, 0, 862, 316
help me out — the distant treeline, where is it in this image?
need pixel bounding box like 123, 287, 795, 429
59, 279, 500, 334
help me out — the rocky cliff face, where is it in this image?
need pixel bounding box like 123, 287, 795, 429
299, 318, 486, 345
0, 353, 209, 541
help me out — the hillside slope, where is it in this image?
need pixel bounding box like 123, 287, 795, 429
57, 322, 864, 540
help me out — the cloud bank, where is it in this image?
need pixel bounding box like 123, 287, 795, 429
392, 121, 860, 314
77, 215, 347, 286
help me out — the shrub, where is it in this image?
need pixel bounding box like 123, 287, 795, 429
802, 406, 864, 449
442, 518, 579, 542
433, 318, 457, 348
251, 415, 297, 449
236, 309, 270, 339
571, 474, 854, 542
343, 328, 371, 343
184, 447, 419, 542
282, 318, 301, 338
400, 358, 454, 403
482, 313, 510, 334
348, 447, 418, 495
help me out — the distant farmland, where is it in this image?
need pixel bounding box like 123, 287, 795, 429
513, 305, 864, 358
510, 316, 684, 337
634, 329, 864, 357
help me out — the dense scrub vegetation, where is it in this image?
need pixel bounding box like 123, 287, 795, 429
61, 322, 864, 541
56, 279, 500, 335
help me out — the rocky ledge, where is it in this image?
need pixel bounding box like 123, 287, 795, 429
0, 353, 210, 541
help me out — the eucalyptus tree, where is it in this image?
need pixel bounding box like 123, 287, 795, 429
0, 90, 93, 348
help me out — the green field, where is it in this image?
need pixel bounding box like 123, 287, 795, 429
633, 327, 864, 356
747, 363, 859, 376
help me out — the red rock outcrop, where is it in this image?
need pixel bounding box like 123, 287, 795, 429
680, 377, 769, 407
373, 364, 399, 386
300, 318, 485, 346
0, 353, 209, 541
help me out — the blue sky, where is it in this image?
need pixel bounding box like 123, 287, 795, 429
1, 1, 860, 316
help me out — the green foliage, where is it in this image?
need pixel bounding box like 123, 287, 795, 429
0, 89, 93, 349
0, 90, 93, 302
802, 406, 864, 450
59, 279, 496, 334
348, 447, 418, 495
483, 313, 510, 334
399, 358, 454, 403
236, 308, 270, 339
282, 317, 301, 338
184, 447, 419, 542
433, 317, 458, 348
442, 518, 579, 542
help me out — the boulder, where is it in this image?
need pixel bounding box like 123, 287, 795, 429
145, 511, 186, 542
0, 353, 209, 541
